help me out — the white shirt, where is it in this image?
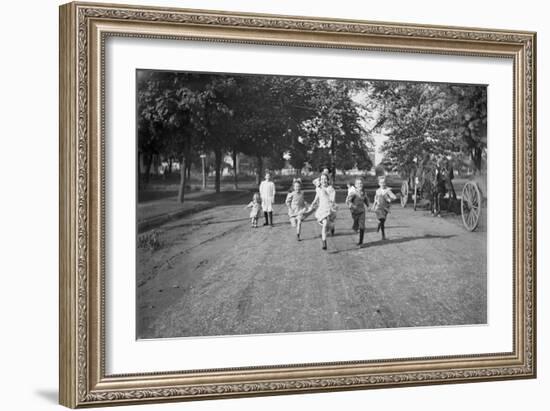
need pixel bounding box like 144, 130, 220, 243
259, 180, 276, 212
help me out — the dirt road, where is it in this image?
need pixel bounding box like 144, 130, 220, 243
136, 193, 486, 339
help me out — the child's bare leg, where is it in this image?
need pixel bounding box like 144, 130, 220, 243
357, 214, 365, 245
321, 220, 328, 249
296, 219, 302, 240
352, 217, 358, 233
379, 218, 386, 240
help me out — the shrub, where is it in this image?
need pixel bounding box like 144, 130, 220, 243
137, 230, 163, 251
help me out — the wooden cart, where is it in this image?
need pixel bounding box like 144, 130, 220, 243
460, 174, 485, 231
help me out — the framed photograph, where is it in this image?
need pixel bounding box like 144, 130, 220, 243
59, 2, 537, 408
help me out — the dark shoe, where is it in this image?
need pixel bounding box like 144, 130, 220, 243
357, 230, 364, 245
322, 240, 327, 250
297, 233, 301, 241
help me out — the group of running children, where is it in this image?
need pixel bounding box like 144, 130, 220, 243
246, 170, 396, 250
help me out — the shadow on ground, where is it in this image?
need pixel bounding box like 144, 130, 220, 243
329, 234, 457, 254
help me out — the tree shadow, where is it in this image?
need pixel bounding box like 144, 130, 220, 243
329, 234, 457, 254
328, 231, 355, 238
140, 190, 254, 207
167, 217, 251, 229
318, 225, 411, 236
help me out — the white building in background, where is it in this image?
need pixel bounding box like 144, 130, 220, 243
220, 152, 256, 176
138, 154, 181, 176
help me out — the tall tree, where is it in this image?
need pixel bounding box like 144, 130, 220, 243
200, 75, 240, 193
137, 71, 214, 203
448, 85, 487, 172
230, 76, 299, 184
369, 82, 463, 177
367, 81, 487, 176
300, 80, 373, 177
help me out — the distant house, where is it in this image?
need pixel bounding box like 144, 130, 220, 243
219, 153, 257, 176
138, 153, 180, 177
280, 160, 298, 176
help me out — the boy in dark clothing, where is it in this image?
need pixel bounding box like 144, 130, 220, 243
346, 177, 370, 246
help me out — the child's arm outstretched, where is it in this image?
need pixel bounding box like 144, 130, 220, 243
307, 192, 320, 213
285, 192, 293, 214
371, 194, 378, 211
345, 191, 354, 208
364, 193, 371, 208
285, 192, 292, 208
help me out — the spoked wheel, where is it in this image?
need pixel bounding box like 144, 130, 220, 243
400, 180, 409, 207
461, 181, 481, 231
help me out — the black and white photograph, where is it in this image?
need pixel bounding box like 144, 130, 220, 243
136, 70, 487, 339
2, 0, 544, 408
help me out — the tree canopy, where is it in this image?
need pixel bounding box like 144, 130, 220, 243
366, 81, 487, 174
137, 71, 375, 200
137, 71, 487, 204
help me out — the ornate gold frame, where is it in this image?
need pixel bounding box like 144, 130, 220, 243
59, 1, 537, 408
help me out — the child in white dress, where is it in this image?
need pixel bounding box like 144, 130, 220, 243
372, 176, 397, 240
285, 179, 309, 241
308, 173, 337, 250
259, 172, 276, 227
245, 193, 262, 228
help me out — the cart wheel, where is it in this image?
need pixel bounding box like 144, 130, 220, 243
400, 180, 408, 207
461, 181, 481, 231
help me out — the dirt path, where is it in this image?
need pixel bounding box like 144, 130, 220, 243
136, 197, 487, 339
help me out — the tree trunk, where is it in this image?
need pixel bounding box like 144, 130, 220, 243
137, 152, 144, 188
232, 149, 239, 190
177, 155, 187, 203
256, 156, 263, 185
144, 153, 153, 184
330, 135, 336, 184
214, 149, 222, 193
168, 158, 173, 175
186, 161, 192, 181
472, 147, 483, 174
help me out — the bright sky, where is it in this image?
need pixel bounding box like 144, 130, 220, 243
373, 132, 387, 166
353, 89, 386, 166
